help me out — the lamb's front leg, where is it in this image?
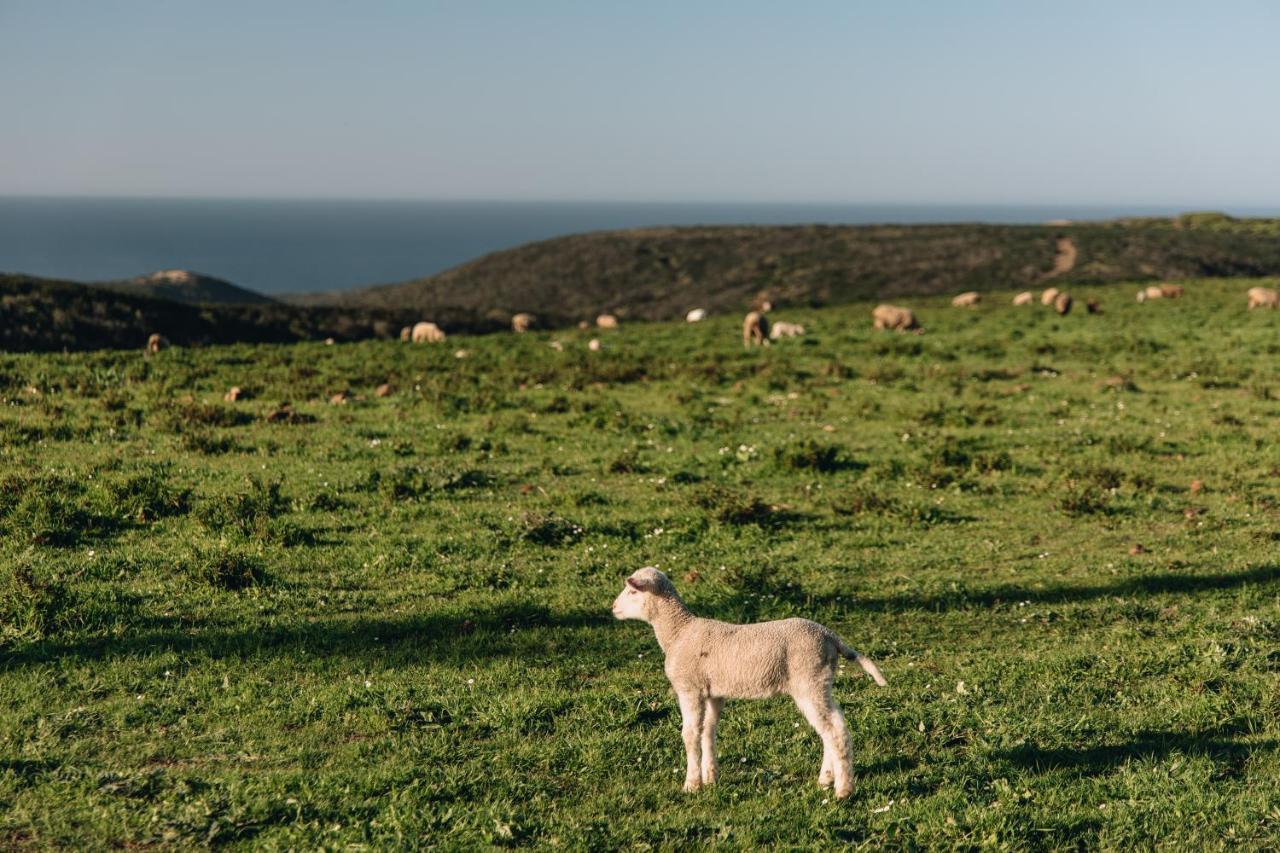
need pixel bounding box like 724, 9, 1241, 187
700, 697, 723, 786
677, 691, 705, 792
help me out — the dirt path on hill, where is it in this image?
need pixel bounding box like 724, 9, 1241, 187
1044, 236, 1078, 278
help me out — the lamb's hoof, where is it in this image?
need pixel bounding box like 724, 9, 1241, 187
683, 779, 703, 793
834, 783, 854, 800
818, 775, 834, 789
701, 771, 718, 786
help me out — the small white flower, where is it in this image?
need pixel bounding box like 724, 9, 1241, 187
466, 678, 475, 685
364, 680, 372, 688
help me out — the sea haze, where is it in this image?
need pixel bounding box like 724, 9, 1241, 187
4, 197, 1277, 297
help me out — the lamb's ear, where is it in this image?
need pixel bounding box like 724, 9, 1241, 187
626, 576, 651, 592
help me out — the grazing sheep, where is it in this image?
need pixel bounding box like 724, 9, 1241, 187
577, 320, 591, 330
1142, 285, 1165, 302
612, 567, 886, 799
742, 311, 770, 348
1012, 291, 1034, 306
1040, 287, 1060, 306
400, 326, 412, 341
410, 321, 446, 343
1159, 283, 1184, 299
769, 321, 806, 340
871, 304, 919, 332
596, 314, 619, 329
1054, 292, 1073, 315
511, 313, 536, 333
1247, 286, 1279, 310
145, 333, 168, 353
686, 308, 707, 323
951, 291, 980, 307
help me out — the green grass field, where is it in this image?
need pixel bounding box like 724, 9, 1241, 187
3, 279, 1280, 848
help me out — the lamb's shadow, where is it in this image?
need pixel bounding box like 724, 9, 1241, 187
0, 601, 612, 671
995, 727, 1278, 778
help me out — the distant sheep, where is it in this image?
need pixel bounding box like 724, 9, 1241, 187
596, 314, 619, 329
1138, 285, 1164, 303
1086, 298, 1102, 314
1040, 287, 1060, 306
951, 291, 980, 307
751, 294, 774, 313
769, 321, 806, 340
871, 304, 919, 332
588, 338, 603, 351
612, 567, 886, 799
1248, 287, 1279, 310
410, 321, 446, 343
400, 326, 412, 341
1159, 283, 1184, 299
742, 311, 770, 348
511, 313, 536, 333
1012, 291, 1034, 306
686, 308, 707, 323
145, 333, 169, 353
1054, 292, 1073, 315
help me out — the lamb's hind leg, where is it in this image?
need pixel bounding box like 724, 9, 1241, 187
795, 690, 855, 799
677, 691, 705, 792
701, 697, 723, 785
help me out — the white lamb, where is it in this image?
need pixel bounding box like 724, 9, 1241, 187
612, 567, 887, 799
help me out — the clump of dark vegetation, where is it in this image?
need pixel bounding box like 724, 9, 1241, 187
692, 485, 797, 528
0, 555, 71, 644
196, 478, 290, 540
1058, 484, 1114, 517
0, 473, 117, 546
520, 513, 585, 547
773, 439, 859, 473
183, 547, 269, 590
106, 464, 191, 523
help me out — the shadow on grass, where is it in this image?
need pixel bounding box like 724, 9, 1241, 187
995, 727, 1278, 777
706, 563, 1280, 618
0, 601, 612, 671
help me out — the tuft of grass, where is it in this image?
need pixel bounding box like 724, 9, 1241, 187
183, 547, 269, 590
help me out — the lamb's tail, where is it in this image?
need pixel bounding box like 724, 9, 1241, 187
833, 636, 888, 687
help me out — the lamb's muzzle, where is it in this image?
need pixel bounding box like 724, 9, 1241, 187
612, 566, 887, 799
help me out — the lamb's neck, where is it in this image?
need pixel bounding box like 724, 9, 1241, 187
649, 600, 694, 654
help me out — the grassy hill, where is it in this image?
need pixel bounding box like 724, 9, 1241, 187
315, 214, 1280, 330
99, 269, 278, 306
2, 276, 1279, 846
0, 273, 411, 352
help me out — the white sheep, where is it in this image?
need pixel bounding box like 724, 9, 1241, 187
686, 308, 707, 323
612, 567, 886, 799
1012, 291, 1034, 306
769, 320, 806, 340
410, 321, 446, 343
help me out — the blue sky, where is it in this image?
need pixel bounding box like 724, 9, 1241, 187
2, 1, 1277, 204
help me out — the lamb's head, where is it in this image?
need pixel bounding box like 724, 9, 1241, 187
611, 567, 679, 622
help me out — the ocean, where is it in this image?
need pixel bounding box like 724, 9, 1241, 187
2, 197, 1274, 297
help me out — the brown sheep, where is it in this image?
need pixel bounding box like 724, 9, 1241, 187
410, 321, 446, 343
1012, 291, 1034, 306
951, 291, 980, 307
1040, 287, 1060, 306
742, 311, 770, 348
1247, 287, 1279, 310
871, 304, 920, 332
1054, 292, 1073, 315
1159, 283, 1184, 299
145, 333, 168, 353
511, 313, 536, 333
